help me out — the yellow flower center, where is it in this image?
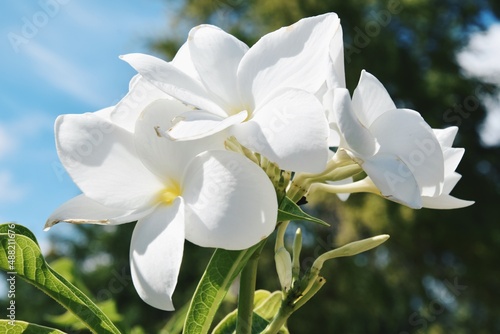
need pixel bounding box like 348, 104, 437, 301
157, 182, 182, 206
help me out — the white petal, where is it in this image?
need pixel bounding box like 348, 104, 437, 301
111, 75, 171, 132
433, 126, 458, 148
171, 42, 201, 82
322, 89, 341, 147
422, 192, 474, 209
328, 127, 341, 147
121, 53, 227, 117
333, 88, 377, 157
328, 24, 346, 89
167, 109, 247, 141
189, 25, 248, 109
134, 99, 226, 182
370, 109, 444, 197
442, 147, 464, 177
182, 151, 277, 250
362, 154, 422, 209
55, 113, 163, 210
45, 194, 150, 230
352, 70, 396, 127
231, 89, 329, 173
94, 106, 115, 121
238, 13, 341, 108
130, 199, 185, 311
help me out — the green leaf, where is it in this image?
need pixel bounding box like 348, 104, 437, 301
183, 241, 265, 334
212, 291, 287, 334
159, 301, 190, 334
0, 319, 67, 333
49, 257, 93, 296
253, 290, 272, 307
277, 197, 329, 226
212, 310, 269, 334
0, 223, 121, 334
254, 291, 283, 320
46, 258, 124, 331
211, 290, 271, 334
46, 299, 123, 331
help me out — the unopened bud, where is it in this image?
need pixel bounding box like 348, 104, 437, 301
275, 247, 293, 291
312, 234, 390, 272
292, 228, 302, 278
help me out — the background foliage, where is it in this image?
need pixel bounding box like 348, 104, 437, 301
3, 0, 500, 333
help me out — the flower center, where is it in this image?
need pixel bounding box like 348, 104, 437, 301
157, 182, 181, 206
227, 105, 252, 122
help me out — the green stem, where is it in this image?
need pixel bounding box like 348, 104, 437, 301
275, 220, 289, 252
236, 242, 265, 334
261, 304, 293, 334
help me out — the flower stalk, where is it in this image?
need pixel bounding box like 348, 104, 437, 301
287, 149, 362, 202
236, 240, 266, 334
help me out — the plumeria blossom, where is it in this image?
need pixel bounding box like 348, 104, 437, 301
46, 98, 278, 310
327, 70, 450, 209
120, 13, 344, 173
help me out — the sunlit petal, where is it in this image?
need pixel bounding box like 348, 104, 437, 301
189, 25, 248, 109
167, 109, 247, 141
130, 199, 185, 311
55, 113, 163, 210
370, 109, 444, 197
362, 154, 422, 209
182, 151, 277, 250
111, 75, 171, 132
171, 42, 201, 81
352, 70, 396, 127
433, 126, 459, 148
121, 53, 227, 117
134, 99, 226, 182
231, 89, 329, 173
45, 194, 151, 230
238, 13, 341, 108
333, 88, 377, 156
328, 24, 345, 89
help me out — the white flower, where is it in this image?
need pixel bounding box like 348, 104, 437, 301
46, 98, 278, 310
121, 13, 344, 173
421, 127, 474, 209
330, 70, 447, 208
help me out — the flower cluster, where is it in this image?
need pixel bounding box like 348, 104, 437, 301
46, 13, 472, 311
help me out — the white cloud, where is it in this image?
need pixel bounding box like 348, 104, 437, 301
0, 125, 17, 159
0, 113, 53, 160
23, 42, 109, 107
457, 23, 500, 146
0, 170, 26, 203
9, 112, 53, 136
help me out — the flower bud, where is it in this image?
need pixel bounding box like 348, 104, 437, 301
275, 247, 293, 291
292, 228, 302, 278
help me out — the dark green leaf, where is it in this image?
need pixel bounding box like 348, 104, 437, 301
0, 319, 67, 334
277, 197, 329, 226
183, 241, 265, 334
0, 223, 121, 334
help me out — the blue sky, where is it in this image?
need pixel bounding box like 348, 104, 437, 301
0, 0, 177, 248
